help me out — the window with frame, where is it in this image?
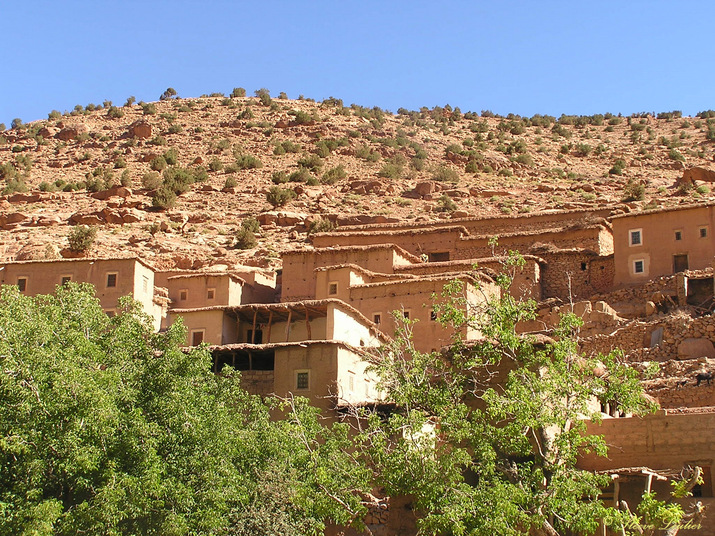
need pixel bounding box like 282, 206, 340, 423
191, 330, 205, 346
430, 310, 438, 321
633, 260, 645, 274
629, 229, 642, 246
207, 288, 216, 300
403, 310, 411, 320
674, 230, 682, 241
328, 282, 338, 295
142, 276, 149, 294
106, 272, 117, 288
296, 371, 310, 390
179, 289, 188, 301
700, 227, 708, 238
61, 275, 72, 285
373, 313, 381, 325
17, 277, 27, 292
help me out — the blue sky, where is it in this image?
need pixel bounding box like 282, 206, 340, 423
2, 1, 713, 127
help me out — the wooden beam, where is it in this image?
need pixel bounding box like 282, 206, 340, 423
266, 310, 273, 343
305, 306, 311, 339
285, 309, 292, 342
251, 309, 257, 343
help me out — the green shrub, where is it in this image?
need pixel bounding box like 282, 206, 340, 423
668, 148, 685, 162
241, 217, 261, 233
67, 225, 97, 252
160, 87, 178, 101
231, 87, 246, 98
208, 157, 223, 172
355, 145, 380, 162
271, 171, 289, 184
234, 228, 257, 249
224, 175, 238, 189
234, 154, 262, 170
141, 102, 157, 115
266, 186, 296, 207
38, 181, 57, 192
2, 178, 28, 195
168, 124, 183, 134
297, 153, 323, 172
114, 156, 127, 169
120, 170, 131, 187
48, 110, 61, 120
436, 194, 457, 212
152, 187, 177, 209
142, 172, 162, 189
622, 180, 645, 202
432, 165, 459, 183
106, 106, 124, 119
574, 143, 592, 156
288, 110, 317, 125
377, 163, 403, 179
150, 156, 167, 171
289, 168, 313, 183
149, 135, 167, 147
322, 165, 347, 184
307, 218, 336, 235
609, 159, 626, 175
11, 118, 23, 129
124, 96, 136, 107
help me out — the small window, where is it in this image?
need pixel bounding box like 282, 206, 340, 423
700, 227, 708, 238
674, 230, 682, 241
17, 277, 27, 292
142, 276, 149, 294
179, 289, 188, 301
328, 282, 338, 295
191, 330, 205, 346
629, 229, 642, 246
403, 310, 411, 320
105, 309, 116, 318
580, 262, 587, 271
61, 275, 72, 285
106, 272, 117, 288
373, 313, 381, 325
348, 372, 355, 393
430, 310, 438, 321
207, 288, 215, 300
296, 371, 310, 390
634, 260, 644, 274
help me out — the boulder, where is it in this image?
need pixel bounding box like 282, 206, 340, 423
7, 192, 41, 203
678, 338, 715, 360
414, 181, 438, 197
36, 215, 62, 227
69, 212, 104, 225
680, 166, 715, 185
128, 120, 152, 139
38, 126, 59, 139
91, 186, 132, 200
56, 124, 88, 141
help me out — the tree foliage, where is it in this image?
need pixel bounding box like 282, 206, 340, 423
0, 284, 368, 535
359, 265, 687, 535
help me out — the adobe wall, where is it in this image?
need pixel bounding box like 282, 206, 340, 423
311, 227, 465, 258
579, 411, 715, 476
454, 225, 612, 261
281, 247, 418, 301
167, 274, 239, 309
395, 257, 542, 301
0, 257, 154, 315
327, 304, 382, 348
169, 309, 228, 346
540, 250, 614, 300
645, 359, 715, 409
240, 370, 274, 397
612, 205, 715, 288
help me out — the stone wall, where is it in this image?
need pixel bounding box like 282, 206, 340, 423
240, 370, 274, 397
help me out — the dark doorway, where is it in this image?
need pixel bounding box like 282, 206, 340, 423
673, 254, 689, 273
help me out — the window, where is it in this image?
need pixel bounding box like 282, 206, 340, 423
373, 313, 381, 325
179, 289, 188, 301
428, 252, 450, 262
207, 288, 215, 300
106, 272, 117, 288
296, 371, 310, 390
61, 275, 72, 285
191, 330, 205, 346
673, 254, 689, 273
348, 372, 355, 393
403, 310, 411, 320
580, 262, 587, 271
246, 329, 263, 344
142, 276, 149, 294
674, 230, 682, 241
430, 310, 438, 321
633, 260, 644, 274
629, 229, 642, 246
700, 227, 708, 238
105, 309, 116, 318
17, 277, 27, 292
328, 282, 338, 295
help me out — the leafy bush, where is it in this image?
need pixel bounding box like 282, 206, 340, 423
436, 194, 457, 212
141, 102, 157, 115
67, 225, 97, 252
152, 187, 177, 209
106, 106, 124, 119
297, 153, 323, 172
142, 172, 162, 189
432, 165, 459, 183
307, 218, 336, 235
11, 118, 23, 129
289, 168, 314, 183
163, 148, 179, 165
150, 156, 167, 171
272, 171, 289, 184
124, 96, 136, 107
234, 154, 263, 170
377, 163, 403, 179
266, 186, 296, 207
668, 148, 685, 162
609, 158, 626, 175
235, 228, 257, 249
231, 87, 246, 98
224, 175, 237, 189
48, 110, 61, 120
622, 180, 645, 202
355, 145, 380, 162
322, 165, 347, 184
160, 87, 178, 100
209, 157, 223, 172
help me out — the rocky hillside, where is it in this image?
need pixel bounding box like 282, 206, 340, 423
1, 92, 714, 269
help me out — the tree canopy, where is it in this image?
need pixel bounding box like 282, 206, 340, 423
0, 283, 368, 536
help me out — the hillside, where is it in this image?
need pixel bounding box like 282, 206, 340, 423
1, 92, 714, 269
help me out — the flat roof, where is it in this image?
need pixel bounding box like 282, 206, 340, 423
283, 243, 422, 263
610, 201, 715, 220
0, 255, 156, 271
207, 339, 379, 360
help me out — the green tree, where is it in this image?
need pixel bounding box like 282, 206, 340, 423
0, 284, 369, 535
361, 265, 686, 535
